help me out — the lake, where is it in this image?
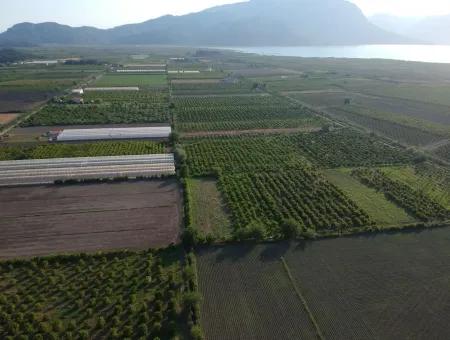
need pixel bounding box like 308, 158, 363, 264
230, 45, 450, 64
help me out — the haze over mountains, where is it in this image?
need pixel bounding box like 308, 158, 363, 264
0, 0, 409, 46
370, 14, 450, 44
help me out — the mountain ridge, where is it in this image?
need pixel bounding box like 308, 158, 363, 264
0, 0, 410, 46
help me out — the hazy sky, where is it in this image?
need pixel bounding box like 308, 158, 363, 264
1, 0, 450, 32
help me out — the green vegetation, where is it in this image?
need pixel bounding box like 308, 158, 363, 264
381, 165, 450, 210
94, 74, 167, 87
0, 141, 165, 160
324, 169, 415, 226
21, 103, 168, 126
219, 170, 372, 237
0, 248, 191, 339
171, 81, 254, 95
352, 168, 449, 222
186, 178, 232, 240
173, 95, 324, 132
294, 129, 414, 167
328, 107, 444, 146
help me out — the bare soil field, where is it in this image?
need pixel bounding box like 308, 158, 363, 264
198, 227, 450, 339
0, 89, 54, 112
0, 113, 19, 125
0, 180, 182, 259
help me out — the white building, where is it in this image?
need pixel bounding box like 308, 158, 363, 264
71, 88, 84, 95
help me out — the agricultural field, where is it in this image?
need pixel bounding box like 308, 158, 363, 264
351, 168, 449, 222
380, 164, 450, 210
0, 248, 191, 339
0, 64, 103, 112
173, 95, 325, 133
186, 178, 232, 240
324, 169, 415, 226
0, 140, 165, 161
183, 133, 401, 237
21, 101, 168, 127
286, 90, 450, 147
0, 113, 19, 126
94, 74, 167, 88
0, 180, 182, 258
198, 228, 450, 340
434, 142, 450, 162
327, 107, 444, 147
171, 81, 256, 95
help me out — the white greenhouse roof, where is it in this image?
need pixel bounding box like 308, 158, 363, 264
57, 126, 172, 142
0, 154, 175, 187
84, 87, 140, 91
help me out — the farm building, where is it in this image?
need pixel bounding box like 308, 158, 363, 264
84, 87, 140, 92
71, 88, 84, 95
168, 70, 200, 74
125, 64, 167, 67
55, 126, 172, 142
0, 154, 175, 186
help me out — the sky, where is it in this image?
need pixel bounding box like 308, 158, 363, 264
1, 0, 450, 32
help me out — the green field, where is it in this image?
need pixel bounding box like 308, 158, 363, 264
187, 178, 232, 240
94, 74, 167, 87
0, 141, 165, 160
324, 169, 415, 226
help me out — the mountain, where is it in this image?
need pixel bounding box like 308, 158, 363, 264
0, 0, 408, 46
370, 14, 450, 44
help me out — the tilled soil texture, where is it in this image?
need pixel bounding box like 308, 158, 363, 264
0, 180, 182, 259
198, 228, 450, 340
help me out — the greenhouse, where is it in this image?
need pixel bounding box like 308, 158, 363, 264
56, 126, 172, 142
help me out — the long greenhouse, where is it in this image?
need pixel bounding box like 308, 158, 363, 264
55, 126, 172, 142
0, 154, 175, 186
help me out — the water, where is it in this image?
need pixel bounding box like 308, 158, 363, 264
230, 45, 450, 64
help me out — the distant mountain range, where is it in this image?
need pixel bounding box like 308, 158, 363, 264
370, 14, 450, 44
0, 0, 410, 47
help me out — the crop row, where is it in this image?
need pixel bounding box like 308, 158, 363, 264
351, 168, 449, 221
184, 130, 415, 176
21, 103, 168, 126
291, 129, 415, 167
84, 90, 168, 104
219, 170, 373, 237
434, 143, 450, 162
330, 108, 443, 147
0, 249, 190, 339
0, 141, 165, 161
171, 81, 255, 95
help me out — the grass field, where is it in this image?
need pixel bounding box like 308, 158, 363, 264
198, 227, 450, 339
94, 74, 167, 87
324, 169, 415, 226
187, 178, 232, 240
